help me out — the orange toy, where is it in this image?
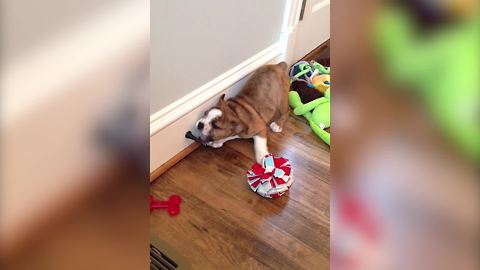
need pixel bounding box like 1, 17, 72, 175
311, 74, 330, 94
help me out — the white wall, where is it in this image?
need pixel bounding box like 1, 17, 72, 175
150, 0, 286, 114
1, 0, 131, 64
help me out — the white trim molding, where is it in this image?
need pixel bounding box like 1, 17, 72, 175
150, 42, 282, 136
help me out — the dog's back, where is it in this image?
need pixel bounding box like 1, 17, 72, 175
235, 62, 290, 123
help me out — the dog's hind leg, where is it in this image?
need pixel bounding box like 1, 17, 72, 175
270, 108, 289, 133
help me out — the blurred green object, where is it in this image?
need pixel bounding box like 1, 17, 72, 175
374, 4, 480, 161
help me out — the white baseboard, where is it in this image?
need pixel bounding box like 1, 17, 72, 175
150, 43, 283, 173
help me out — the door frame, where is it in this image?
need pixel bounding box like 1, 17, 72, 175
280, 0, 330, 64
280, 0, 304, 64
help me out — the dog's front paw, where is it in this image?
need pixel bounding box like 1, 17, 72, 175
269, 122, 283, 133
207, 141, 224, 148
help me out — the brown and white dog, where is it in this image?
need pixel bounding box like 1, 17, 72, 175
195, 62, 290, 162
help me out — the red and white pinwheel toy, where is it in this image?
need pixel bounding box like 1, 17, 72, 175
246, 154, 293, 198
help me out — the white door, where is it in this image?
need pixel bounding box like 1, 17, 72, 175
291, 0, 330, 61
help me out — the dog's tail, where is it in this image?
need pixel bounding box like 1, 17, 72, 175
277, 61, 288, 71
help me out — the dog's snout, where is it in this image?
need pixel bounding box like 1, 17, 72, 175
197, 121, 204, 130
199, 135, 212, 142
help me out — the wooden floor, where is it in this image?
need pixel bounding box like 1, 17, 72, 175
150, 114, 330, 270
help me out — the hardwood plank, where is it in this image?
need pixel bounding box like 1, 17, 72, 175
160, 142, 330, 249
151, 180, 307, 270
150, 142, 200, 182
150, 116, 330, 269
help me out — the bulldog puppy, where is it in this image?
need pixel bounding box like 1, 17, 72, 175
195, 62, 290, 162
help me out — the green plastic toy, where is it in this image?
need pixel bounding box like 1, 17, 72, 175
289, 88, 331, 145
374, 4, 480, 161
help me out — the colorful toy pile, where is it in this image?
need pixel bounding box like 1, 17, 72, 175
289, 61, 331, 145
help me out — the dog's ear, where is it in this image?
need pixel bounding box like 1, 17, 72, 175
230, 119, 243, 134
219, 94, 226, 102
277, 61, 288, 71
218, 94, 227, 109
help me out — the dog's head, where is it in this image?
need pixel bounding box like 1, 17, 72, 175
195, 95, 242, 142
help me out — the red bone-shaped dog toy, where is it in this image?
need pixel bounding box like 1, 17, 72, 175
150, 195, 182, 216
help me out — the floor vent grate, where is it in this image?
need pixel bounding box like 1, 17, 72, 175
150, 244, 178, 270
150, 235, 189, 270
